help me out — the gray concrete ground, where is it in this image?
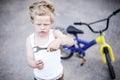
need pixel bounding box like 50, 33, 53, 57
0, 0, 120, 80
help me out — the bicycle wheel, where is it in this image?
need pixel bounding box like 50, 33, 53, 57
104, 48, 116, 79
60, 46, 74, 59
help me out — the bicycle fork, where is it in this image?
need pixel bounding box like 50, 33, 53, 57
96, 35, 115, 64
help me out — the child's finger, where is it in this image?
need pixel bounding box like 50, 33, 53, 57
38, 60, 43, 63
47, 47, 50, 52
36, 60, 43, 65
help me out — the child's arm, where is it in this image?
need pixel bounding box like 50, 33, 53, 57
54, 30, 75, 46
47, 29, 75, 52
26, 37, 44, 69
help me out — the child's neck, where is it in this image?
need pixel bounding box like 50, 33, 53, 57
34, 32, 49, 46
36, 32, 49, 38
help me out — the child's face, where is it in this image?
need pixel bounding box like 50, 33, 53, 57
32, 15, 53, 37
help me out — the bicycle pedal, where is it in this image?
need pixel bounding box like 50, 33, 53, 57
80, 58, 86, 66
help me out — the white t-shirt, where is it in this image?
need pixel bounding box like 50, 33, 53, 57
29, 29, 63, 80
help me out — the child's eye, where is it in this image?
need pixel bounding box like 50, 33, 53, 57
37, 24, 41, 26
44, 24, 49, 26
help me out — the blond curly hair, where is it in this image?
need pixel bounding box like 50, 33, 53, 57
29, 0, 55, 22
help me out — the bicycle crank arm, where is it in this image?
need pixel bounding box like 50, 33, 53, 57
80, 58, 86, 66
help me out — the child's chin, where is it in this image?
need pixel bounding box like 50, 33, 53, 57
39, 32, 48, 37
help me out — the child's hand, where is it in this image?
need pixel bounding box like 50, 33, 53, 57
47, 38, 62, 52
35, 60, 44, 70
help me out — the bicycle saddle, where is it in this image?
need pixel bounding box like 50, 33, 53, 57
67, 25, 84, 34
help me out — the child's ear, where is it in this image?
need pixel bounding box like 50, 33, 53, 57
30, 20, 35, 27
50, 22, 54, 28
30, 19, 34, 24
51, 21, 54, 25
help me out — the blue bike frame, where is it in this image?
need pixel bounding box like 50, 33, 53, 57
63, 34, 96, 57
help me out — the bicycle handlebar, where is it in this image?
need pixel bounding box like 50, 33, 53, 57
74, 8, 120, 33
74, 22, 100, 33
113, 8, 120, 15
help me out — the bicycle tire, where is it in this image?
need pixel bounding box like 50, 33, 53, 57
104, 48, 116, 79
60, 47, 74, 59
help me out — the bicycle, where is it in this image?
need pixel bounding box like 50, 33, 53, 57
60, 8, 120, 79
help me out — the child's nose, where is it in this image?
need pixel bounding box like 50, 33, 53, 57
40, 25, 45, 29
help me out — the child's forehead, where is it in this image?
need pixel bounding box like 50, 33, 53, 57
34, 15, 51, 20
33, 15, 51, 23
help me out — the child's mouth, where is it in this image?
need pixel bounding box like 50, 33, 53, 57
39, 31, 46, 34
